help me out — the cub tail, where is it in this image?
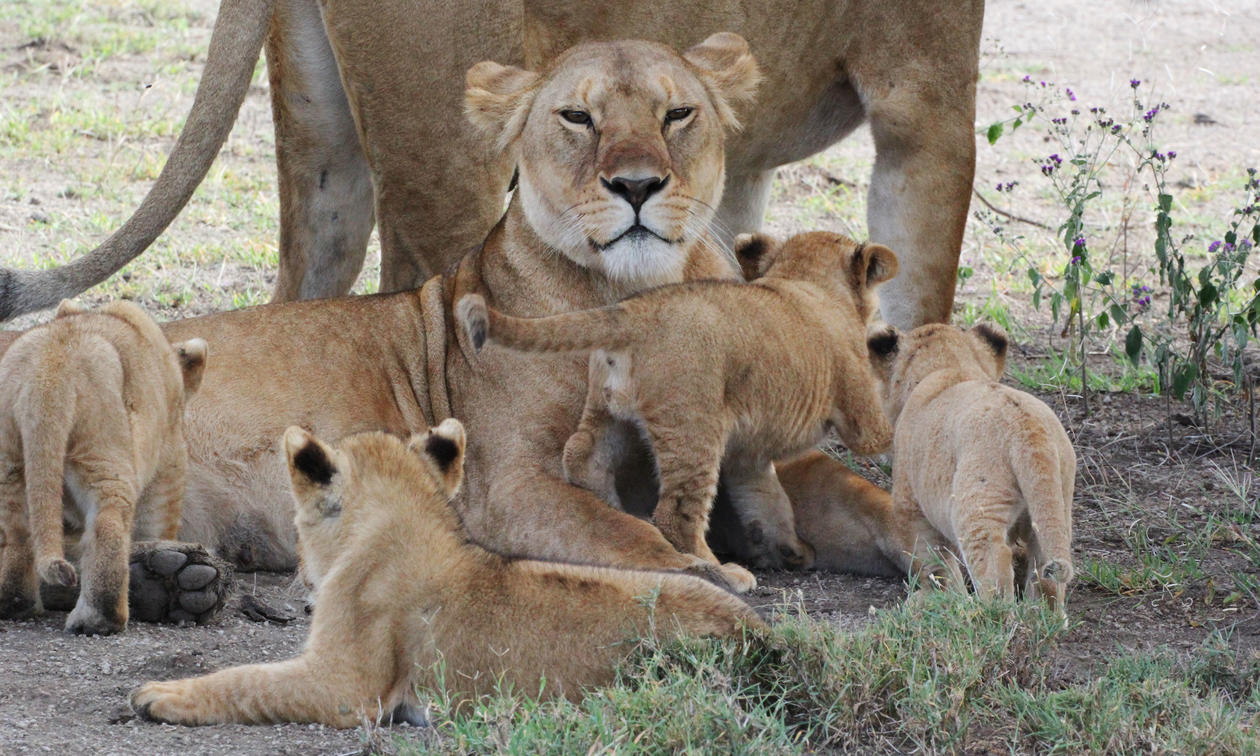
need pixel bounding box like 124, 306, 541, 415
455, 294, 631, 354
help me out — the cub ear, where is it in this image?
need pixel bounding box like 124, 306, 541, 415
465, 61, 541, 151
866, 325, 901, 379
968, 323, 1008, 378
683, 32, 761, 130
55, 299, 85, 318
849, 242, 899, 291
407, 418, 467, 498
172, 338, 208, 397
283, 426, 342, 517
733, 233, 777, 281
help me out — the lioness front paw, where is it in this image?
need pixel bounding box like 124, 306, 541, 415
129, 541, 234, 625
131, 680, 203, 725
65, 601, 125, 636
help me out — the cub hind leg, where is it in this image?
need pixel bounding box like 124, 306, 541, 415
0, 469, 39, 619
64, 451, 139, 635
563, 350, 630, 510
951, 482, 1018, 602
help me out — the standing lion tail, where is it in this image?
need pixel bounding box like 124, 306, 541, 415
18, 366, 79, 588
454, 294, 630, 354
0, 0, 275, 321
1010, 444, 1074, 587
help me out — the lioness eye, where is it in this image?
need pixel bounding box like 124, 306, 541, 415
560, 109, 592, 126
665, 107, 694, 123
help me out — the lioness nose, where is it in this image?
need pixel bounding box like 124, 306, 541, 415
602, 175, 669, 212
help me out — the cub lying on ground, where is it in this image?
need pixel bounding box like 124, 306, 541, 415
457, 232, 897, 592
867, 323, 1074, 619
0, 300, 206, 634
131, 419, 764, 727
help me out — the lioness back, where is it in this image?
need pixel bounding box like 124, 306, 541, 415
0, 300, 205, 634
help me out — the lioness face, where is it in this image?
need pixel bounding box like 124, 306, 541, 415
283, 421, 468, 597
466, 33, 760, 289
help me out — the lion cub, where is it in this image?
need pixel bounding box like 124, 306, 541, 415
0, 300, 206, 634
131, 419, 763, 727
866, 323, 1075, 619
456, 232, 897, 592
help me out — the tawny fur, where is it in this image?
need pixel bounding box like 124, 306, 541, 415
0, 0, 984, 335
0, 301, 206, 634
869, 323, 1075, 620
0, 37, 924, 591
456, 232, 897, 592
130, 421, 764, 727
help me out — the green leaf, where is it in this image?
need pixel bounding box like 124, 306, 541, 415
1125, 326, 1143, 365
1110, 304, 1127, 325
1097, 312, 1109, 329
1158, 193, 1173, 213
1172, 363, 1198, 399
986, 122, 1005, 145
1199, 282, 1218, 307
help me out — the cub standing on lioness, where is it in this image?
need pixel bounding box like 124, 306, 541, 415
457, 232, 897, 591
0, 301, 206, 634
867, 323, 1075, 620
131, 419, 764, 727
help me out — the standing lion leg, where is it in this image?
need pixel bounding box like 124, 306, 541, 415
267, 0, 375, 302
562, 350, 627, 510
854, 12, 981, 329
712, 169, 777, 250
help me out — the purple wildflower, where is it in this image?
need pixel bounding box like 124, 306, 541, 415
1073, 236, 1086, 249
1130, 78, 1141, 88
1070, 255, 1082, 264
1167, 150, 1177, 159
1022, 75, 1033, 83
1208, 240, 1222, 253
1065, 87, 1076, 101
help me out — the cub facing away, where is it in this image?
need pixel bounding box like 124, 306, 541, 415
457, 232, 897, 592
131, 419, 764, 727
867, 323, 1075, 619
0, 300, 206, 634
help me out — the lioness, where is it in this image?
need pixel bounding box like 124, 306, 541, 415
130, 419, 764, 727
456, 232, 897, 589
0, 35, 917, 591
0, 0, 983, 332
0, 301, 206, 634
867, 323, 1075, 618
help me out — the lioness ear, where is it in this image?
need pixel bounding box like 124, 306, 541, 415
968, 323, 1008, 378
733, 233, 777, 281
55, 299, 85, 318
465, 61, 541, 151
172, 338, 208, 397
683, 32, 761, 130
866, 325, 901, 381
283, 426, 343, 518
407, 418, 467, 498
849, 242, 899, 291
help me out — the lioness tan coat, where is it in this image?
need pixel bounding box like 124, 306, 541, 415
131, 420, 763, 727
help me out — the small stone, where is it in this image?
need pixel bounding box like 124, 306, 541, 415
176, 564, 218, 591
178, 589, 219, 615
148, 550, 188, 576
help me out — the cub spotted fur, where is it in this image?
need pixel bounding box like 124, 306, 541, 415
0, 300, 206, 634
457, 232, 897, 592
867, 323, 1075, 619
131, 419, 763, 727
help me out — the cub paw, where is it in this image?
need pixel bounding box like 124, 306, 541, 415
131, 681, 200, 725
38, 558, 78, 588
718, 562, 757, 593
129, 541, 234, 625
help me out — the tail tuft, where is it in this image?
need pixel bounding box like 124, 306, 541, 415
39, 558, 78, 588
455, 294, 489, 352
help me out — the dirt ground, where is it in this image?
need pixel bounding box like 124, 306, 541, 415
1, 1, 1258, 753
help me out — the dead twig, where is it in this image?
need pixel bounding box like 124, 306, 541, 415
971, 187, 1053, 230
